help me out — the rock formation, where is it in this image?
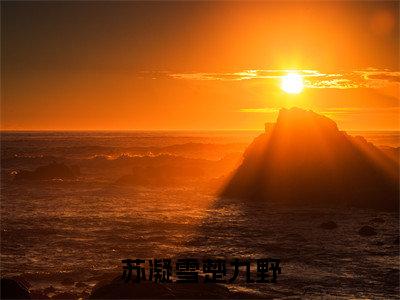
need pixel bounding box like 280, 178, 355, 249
0, 278, 31, 299
221, 108, 399, 210
14, 162, 79, 181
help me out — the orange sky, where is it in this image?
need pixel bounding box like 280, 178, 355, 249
1, 1, 399, 130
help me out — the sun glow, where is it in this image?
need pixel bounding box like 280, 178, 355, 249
281, 73, 304, 94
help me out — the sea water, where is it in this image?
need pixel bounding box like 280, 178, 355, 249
1, 131, 399, 298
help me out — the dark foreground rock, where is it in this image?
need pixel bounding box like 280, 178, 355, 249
319, 221, 338, 230
89, 275, 266, 299
0, 278, 31, 299
14, 162, 79, 181
358, 226, 377, 236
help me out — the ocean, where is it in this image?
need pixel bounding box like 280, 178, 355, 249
1, 130, 399, 298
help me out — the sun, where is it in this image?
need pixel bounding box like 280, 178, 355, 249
280, 73, 304, 94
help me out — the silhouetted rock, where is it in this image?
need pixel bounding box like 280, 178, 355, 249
358, 226, 377, 236
0, 278, 31, 299
14, 162, 78, 181
320, 221, 338, 230
222, 108, 399, 211
89, 275, 231, 299
114, 156, 208, 186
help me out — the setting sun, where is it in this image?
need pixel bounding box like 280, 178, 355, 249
281, 73, 304, 94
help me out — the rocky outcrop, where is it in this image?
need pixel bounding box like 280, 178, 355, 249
0, 278, 31, 299
319, 221, 338, 230
222, 108, 399, 210
358, 226, 377, 236
14, 162, 79, 181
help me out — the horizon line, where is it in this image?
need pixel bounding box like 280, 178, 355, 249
1, 128, 399, 132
